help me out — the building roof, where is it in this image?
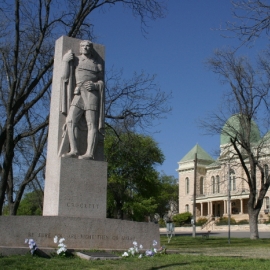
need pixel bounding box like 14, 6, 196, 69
180, 144, 215, 163
259, 130, 270, 144
220, 114, 261, 145
206, 160, 221, 169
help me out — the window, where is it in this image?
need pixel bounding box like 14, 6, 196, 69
216, 175, 220, 193
185, 204, 189, 212
230, 169, 236, 191
264, 165, 269, 183
265, 197, 269, 209
211, 176, 215, 194
185, 177, 189, 194
199, 177, 204, 195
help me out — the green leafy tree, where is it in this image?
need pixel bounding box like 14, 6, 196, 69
17, 191, 43, 215
3, 190, 43, 215
155, 173, 178, 218
124, 197, 158, 222
105, 129, 164, 221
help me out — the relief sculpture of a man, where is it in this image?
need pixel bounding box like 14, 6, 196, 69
59, 40, 105, 160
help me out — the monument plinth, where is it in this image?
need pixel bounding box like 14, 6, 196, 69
0, 36, 160, 253
43, 158, 107, 218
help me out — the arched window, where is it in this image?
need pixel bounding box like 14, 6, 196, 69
230, 169, 236, 191
216, 175, 220, 193
264, 165, 269, 183
185, 204, 189, 212
199, 177, 204, 195
265, 197, 269, 209
185, 177, 189, 194
211, 176, 215, 193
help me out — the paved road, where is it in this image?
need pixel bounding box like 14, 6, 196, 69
161, 231, 270, 238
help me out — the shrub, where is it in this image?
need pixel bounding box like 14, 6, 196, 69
172, 212, 192, 226
237, 219, 249, 225
196, 217, 208, 226
264, 215, 270, 224
158, 218, 166, 227
215, 217, 236, 226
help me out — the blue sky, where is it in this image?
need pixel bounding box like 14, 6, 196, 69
89, 1, 268, 178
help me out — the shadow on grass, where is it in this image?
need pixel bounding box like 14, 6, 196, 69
149, 263, 189, 269
33, 248, 74, 259
35, 249, 51, 258
148, 256, 254, 270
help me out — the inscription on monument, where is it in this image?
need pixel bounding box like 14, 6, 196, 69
66, 203, 99, 209
27, 231, 135, 242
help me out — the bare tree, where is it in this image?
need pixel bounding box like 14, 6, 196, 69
105, 68, 171, 133
225, 0, 270, 45
0, 0, 168, 215
202, 49, 270, 239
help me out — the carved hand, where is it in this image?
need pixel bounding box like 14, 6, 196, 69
63, 50, 74, 62
84, 81, 96, 91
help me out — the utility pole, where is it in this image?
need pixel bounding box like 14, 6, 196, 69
228, 162, 231, 244
192, 153, 197, 238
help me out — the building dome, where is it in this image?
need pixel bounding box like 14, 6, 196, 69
220, 114, 261, 145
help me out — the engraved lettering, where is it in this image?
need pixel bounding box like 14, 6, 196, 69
97, 235, 109, 240
68, 234, 77, 239
66, 202, 98, 209
122, 236, 135, 241
81, 234, 95, 239
38, 233, 51, 238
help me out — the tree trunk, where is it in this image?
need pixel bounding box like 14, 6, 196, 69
248, 207, 260, 239
8, 203, 15, 216
0, 125, 14, 214
115, 200, 124, 220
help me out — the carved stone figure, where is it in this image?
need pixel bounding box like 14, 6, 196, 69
59, 40, 105, 160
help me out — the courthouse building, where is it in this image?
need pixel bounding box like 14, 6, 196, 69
177, 115, 270, 222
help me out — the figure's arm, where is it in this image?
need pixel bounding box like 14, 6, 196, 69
62, 49, 74, 81
84, 81, 98, 91
84, 63, 104, 91
97, 63, 104, 82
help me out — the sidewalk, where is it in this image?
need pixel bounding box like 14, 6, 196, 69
160, 224, 270, 233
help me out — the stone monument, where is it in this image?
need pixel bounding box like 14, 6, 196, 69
42, 37, 107, 219
0, 36, 160, 254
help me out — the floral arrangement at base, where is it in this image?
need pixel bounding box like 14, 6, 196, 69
54, 236, 67, 256
25, 238, 37, 255
122, 241, 143, 257
122, 240, 166, 258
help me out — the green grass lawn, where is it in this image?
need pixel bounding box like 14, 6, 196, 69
161, 234, 270, 249
1, 235, 270, 270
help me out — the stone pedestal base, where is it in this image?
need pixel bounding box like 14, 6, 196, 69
0, 216, 160, 250
43, 159, 107, 218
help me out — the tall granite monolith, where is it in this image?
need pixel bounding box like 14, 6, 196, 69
43, 36, 107, 218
